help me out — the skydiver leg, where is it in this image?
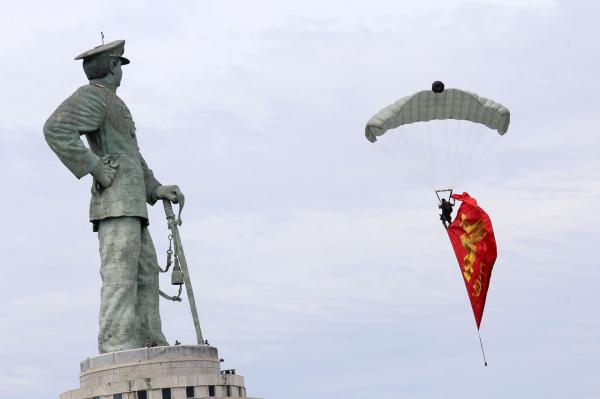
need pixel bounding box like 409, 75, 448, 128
444, 214, 452, 225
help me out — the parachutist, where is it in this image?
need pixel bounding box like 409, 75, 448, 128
439, 197, 455, 229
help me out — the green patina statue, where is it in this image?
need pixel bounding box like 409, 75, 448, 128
44, 40, 184, 354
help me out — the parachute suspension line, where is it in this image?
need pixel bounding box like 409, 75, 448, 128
452, 120, 462, 188
452, 121, 473, 186
449, 119, 463, 188
471, 134, 501, 170
409, 124, 435, 190
391, 126, 435, 189
443, 117, 453, 190
373, 137, 422, 180
477, 329, 488, 367
414, 122, 433, 187
454, 124, 498, 188
465, 122, 485, 169
455, 131, 502, 188
459, 121, 476, 175
425, 119, 437, 188
454, 121, 482, 187
409, 125, 436, 189
456, 126, 487, 185
378, 123, 434, 185
429, 94, 438, 188
415, 123, 436, 190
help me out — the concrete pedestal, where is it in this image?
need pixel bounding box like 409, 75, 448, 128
60, 345, 261, 399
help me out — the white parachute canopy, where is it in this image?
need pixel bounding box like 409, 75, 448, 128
365, 84, 510, 189
365, 87, 510, 142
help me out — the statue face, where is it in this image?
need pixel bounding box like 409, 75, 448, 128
113, 59, 123, 87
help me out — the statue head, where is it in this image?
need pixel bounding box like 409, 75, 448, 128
75, 40, 130, 87
83, 56, 122, 81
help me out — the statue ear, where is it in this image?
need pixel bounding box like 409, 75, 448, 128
108, 58, 118, 74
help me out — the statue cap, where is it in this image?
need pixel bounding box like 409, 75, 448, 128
74, 39, 130, 65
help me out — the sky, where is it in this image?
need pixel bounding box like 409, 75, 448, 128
1, 0, 599, 398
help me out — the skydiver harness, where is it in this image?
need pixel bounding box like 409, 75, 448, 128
436, 189, 455, 230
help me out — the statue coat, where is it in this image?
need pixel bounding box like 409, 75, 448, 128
43, 83, 160, 229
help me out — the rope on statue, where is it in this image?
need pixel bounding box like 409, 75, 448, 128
158, 235, 174, 273
159, 287, 182, 302
158, 196, 186, 302
158, 233, 183, 301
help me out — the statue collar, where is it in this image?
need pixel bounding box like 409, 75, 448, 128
89, 80, 118, 93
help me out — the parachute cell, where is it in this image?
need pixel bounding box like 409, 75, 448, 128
365, 88, 510, 143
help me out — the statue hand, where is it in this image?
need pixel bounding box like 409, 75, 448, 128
91, 161, 116, 188
155, 185, 185, 204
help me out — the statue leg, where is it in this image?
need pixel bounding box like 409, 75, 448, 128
137, 225, 169, 347
97, 217, 142, 354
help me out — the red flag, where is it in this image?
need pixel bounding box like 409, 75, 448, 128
447, 192, 497, 329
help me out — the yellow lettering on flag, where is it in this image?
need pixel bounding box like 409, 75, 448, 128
472, 263, 488, 297
459, 215, 486, 283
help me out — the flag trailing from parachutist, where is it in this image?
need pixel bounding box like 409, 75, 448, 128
447, 192, 497, 329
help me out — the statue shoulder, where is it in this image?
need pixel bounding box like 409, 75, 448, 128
73, 84, 110, 101
58, 84, 112, 112
46, 85, 110, 126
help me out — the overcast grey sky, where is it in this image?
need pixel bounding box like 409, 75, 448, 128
1, 0, 599, 398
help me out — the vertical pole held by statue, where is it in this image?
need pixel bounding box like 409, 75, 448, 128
163, 199, 204, 345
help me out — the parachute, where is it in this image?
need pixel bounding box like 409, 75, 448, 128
365, 88, 510, 142
365, 82, 510, 365
365, 82, 510, 190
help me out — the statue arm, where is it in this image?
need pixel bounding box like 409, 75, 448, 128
43, 86, 108, 179
139, 155, 185, 205
138, 153, 162, 205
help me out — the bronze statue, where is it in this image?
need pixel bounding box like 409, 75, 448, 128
43, 40, 184, 354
